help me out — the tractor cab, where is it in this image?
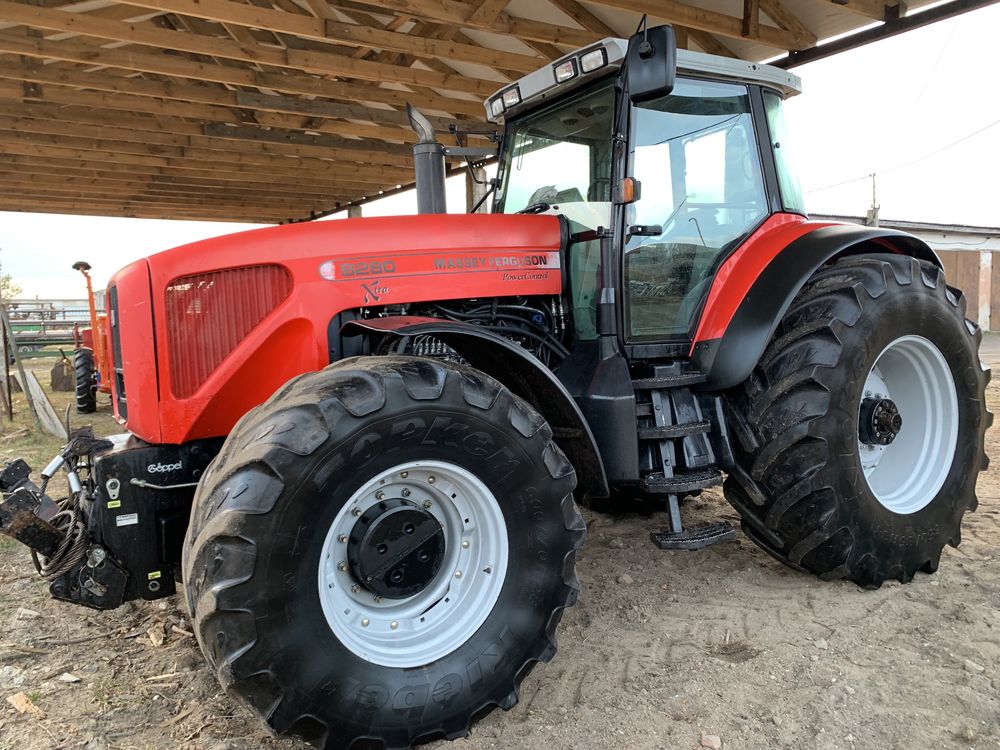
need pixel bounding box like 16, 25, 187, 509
488, 35, 803, 342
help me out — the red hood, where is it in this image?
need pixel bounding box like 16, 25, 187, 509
110, 213, 565, 444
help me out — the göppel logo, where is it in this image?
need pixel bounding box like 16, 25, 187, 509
148, 461, 183, 474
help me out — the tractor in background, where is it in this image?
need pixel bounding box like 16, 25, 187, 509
71, 261, 111, 413
0, 23, 990, 750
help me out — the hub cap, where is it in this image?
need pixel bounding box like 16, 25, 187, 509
318, 461, 509, 668
858, 335, 958, 514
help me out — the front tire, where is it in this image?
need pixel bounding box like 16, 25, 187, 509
183, 356, 585, 748
724, 254, 990, 588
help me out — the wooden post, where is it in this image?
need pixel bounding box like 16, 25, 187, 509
0, 301, 40, 432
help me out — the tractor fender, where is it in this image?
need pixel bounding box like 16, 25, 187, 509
342, 316, 610, 499
691, 223, 942, 391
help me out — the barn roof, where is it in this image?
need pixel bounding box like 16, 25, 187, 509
0, 0, 992, 223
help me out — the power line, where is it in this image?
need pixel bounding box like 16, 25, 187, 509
805, 116, 1000, 194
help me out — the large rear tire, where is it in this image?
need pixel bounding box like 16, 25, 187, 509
724, 254, 990, 588
183, 356, 585, 748
74, 347, 97, 414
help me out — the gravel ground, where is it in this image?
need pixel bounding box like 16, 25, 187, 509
1, 341, 998, 750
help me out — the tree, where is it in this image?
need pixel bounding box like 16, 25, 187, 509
0, 249, 20, 302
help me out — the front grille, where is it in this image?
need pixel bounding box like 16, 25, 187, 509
165, 265, 292, 398
108, 284, 127, 421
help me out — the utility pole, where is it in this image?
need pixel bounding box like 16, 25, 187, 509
865, 172, 880, 227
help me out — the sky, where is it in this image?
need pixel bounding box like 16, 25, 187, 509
2, 1, 999, 299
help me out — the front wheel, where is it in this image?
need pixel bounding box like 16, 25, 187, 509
183, 356, 584, 748
74, 347, 97, 414
724, 254, 990, 588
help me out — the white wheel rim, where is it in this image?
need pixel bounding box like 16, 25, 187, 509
318, 460, 509, 668
858, 335, 958, 514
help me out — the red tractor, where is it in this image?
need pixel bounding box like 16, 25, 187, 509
71, 260, 112, 414
0, 25, 990, 749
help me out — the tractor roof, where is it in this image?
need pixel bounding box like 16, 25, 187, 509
485, 38, 802, 123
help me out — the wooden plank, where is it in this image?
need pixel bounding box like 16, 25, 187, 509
758, 0, 814, 44
547, 0, 617, 36
743, 0, 761, 38
465, 0, 510, 26
0, 0, 499, 95
0, 33, 488, 118
688, 28, 737, 56
806, 0, 886, 21
0, 200, 287, 222
583, 0, 813, 48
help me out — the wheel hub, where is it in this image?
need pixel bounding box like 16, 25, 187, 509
347, 499, 445, 599
859, 397, 903, 446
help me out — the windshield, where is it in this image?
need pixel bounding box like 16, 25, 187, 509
495, 78, 616, 230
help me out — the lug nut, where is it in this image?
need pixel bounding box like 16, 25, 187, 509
338, 561, 348, 572
423, 500, 433, 509
351, 584, 362, 593
401, 489, 411, 497
338, 534, 348, 543
376, 491, 385, 500
428, 476, 436, 484
454, 570, 462, 579
361, 618, 370, 627
462, 540, 470, 549
400, 471, 408, 478
373, 594, 384, 603
351, 507, 362, 517
390, 621, 398, 630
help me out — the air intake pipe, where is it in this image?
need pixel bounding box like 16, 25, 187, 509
407, 104, 447, 215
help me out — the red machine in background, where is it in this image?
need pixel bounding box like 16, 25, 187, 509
71, 261, 111, 413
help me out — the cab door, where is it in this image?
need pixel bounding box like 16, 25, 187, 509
623, 79, 770, 343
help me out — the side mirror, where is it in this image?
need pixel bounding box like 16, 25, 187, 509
626, 24, 677, 104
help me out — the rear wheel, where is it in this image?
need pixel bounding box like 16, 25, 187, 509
183, 356, 584, 748
74, 347, 97, 414
724, 254, 990, 588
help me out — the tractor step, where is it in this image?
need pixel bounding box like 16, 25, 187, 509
637, 420, 711, 439
631, 372, 706, 390
650, 521, 737, 550
641, 469, 722, 494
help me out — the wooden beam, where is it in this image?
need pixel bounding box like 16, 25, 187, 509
118, 0, 541, 72
580, 0, 814, 48
0, 153, 405, 190
808, 0, 887, 21
0, 1, 499, 95
743, 0, 760, 38
0, 162, 378, 199
0, 201, 285, 222
758, 0, 815, 45
687, 28, 737, 57
546, 0, 617, 37
0, 31, 487, 117
359, 0, 600, 46
465, 0, 510, 26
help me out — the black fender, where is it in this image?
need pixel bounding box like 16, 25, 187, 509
342, 316, 610, 499
692, 224, 943, 391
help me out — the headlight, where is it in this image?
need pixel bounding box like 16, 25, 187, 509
580, 48, 607, 73
553, 59, 577, 83
489, 97, 505, 118
502, 87, 521, 108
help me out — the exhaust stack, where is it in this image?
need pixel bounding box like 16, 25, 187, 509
407, 104, 447, 215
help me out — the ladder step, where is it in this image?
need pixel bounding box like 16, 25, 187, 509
641, 469, 722, 494
637, 420, 711, 440
632, 372, 706, 390
650, 521, 737, 550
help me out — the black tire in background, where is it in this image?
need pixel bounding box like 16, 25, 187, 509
74, 346, 97, 414
724, 254, 991, 588
183, 356, 585, 749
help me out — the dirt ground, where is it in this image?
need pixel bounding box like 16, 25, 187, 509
1, 344, 999, 750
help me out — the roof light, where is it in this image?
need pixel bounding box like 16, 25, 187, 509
553, 59, 577, 83
502, 87, 521, 108
580, 48, 607, 73
489, 97, 505, 118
